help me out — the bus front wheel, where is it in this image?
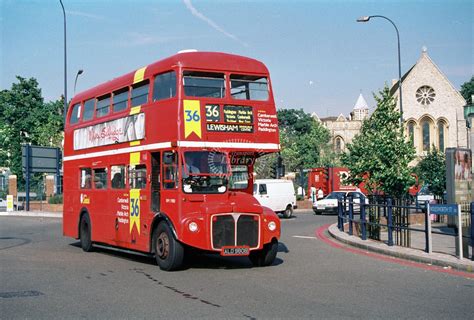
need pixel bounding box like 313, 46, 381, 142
80, 214, 93, 252
249, 239, 278, 267
153, 222, 184, 271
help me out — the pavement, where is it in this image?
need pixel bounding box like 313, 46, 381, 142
0, 210, 62, 218
328, 223, 474, 273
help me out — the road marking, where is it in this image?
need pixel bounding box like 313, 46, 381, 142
292, 235, 317, 239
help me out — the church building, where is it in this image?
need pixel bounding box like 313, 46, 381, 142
392, 47, 468, 159
312, 93, 369, 153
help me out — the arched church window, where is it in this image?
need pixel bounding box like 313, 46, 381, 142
422, 120, 430, 151
438, 121, 445, 151
335, 137, 343, 153
408, 122, 415, 146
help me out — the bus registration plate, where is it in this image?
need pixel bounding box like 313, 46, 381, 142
221, 246, 250, 256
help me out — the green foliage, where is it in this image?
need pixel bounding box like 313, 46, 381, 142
414, 147, 446, 198
277, 108, 335, 172
48, 194, 63, 204
0, 76, 64, 186
341, 85, 416, 198
460, 76, 474, 105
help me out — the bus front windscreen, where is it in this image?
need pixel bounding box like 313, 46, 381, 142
183, 151, 229, 193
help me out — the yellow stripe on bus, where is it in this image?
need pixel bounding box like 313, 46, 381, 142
130, 152, 140, 165
133, 67, 146, 84
130, 141, 141, 146
130, 189, 140, 235
130, 106, 141, 115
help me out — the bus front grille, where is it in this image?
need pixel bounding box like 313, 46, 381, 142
212, 215, 235, 249
237, 215, 259, 248
211, 214, 259, 250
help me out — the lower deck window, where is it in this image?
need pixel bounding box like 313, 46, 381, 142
80, 168, 92, 189
93, 168, 108, 189
111, 165, 126, 189
129, 164, 147, 189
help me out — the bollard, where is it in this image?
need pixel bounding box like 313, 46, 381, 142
337, 199, 343, 231
348, 196, 354, 236
471, 202, 474, 261
425, 201, 432, 254
361, 200, 367, 240
387, 198, 393, 246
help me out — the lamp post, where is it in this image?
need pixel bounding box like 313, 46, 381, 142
59, 0, 67, 122
74, 69, 83, 94
357, 15, 403, 124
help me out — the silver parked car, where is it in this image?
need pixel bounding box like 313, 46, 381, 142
313, 191, 368, 215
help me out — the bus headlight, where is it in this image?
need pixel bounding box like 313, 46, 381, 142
268, 221, 276, 231
188, 221, 199, 232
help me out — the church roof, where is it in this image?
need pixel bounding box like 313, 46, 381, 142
389, 65, 415, 95
319, 116, 338, 122
390, 47, 465, 105
353, 93, 369, 110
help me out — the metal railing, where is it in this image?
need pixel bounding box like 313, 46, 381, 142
337, 195, 474, 260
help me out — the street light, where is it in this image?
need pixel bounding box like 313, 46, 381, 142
357, 15, 403, 124
74, 69, 83, 94
59, 0, 67, 122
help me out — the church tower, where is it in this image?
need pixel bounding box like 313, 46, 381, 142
351, 93, 369, 121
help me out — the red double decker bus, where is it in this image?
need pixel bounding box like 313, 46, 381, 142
63, 51, 281, 270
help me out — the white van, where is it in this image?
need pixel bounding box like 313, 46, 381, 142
253, 179, 297, 218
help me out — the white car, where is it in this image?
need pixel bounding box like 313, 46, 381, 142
416, 185, 435, 204
313, 191, 367, 215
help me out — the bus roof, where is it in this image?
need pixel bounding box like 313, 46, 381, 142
72, 51, 269, 103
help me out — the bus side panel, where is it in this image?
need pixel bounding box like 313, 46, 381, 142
63, 162, 79, 238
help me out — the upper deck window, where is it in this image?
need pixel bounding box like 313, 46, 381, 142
183, 71, 225, 98
153, 71, 176, 101
96, 94, 111, 118
131, 80, 149, 107
83, 99, 95, 121
113, 88, 129, 113
230, 75, 269, 101
69, 103, 81, 124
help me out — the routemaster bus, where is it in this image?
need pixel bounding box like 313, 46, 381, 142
63, 51, 281, 270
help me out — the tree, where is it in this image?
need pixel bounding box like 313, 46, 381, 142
341, 85, 416, 198
414, 147, 446, 199
0, 76, 64, 186
277, 108, 335, 172
460, 76, 474, 105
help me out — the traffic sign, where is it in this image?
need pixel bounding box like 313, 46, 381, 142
429, 204, 458, 216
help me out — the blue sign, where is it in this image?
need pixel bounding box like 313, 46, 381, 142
429, 204, 458, 216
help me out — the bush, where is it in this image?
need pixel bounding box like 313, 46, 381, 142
48, 194, 63, 204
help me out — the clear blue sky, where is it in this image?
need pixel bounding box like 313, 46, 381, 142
1, 0, 472, 117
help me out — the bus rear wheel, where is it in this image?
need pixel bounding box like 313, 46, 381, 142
249, 239, 278, 267
80, 214, 93, 252
153, 222, 184, 271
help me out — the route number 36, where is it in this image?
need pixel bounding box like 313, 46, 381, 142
185, 110, 200, 122
205, 105, 219, 117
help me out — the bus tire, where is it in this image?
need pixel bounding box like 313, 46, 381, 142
153, 222, 184, 271
80, 214, 93, 252
283, 205, 293, 219
249, 239, 278, 267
